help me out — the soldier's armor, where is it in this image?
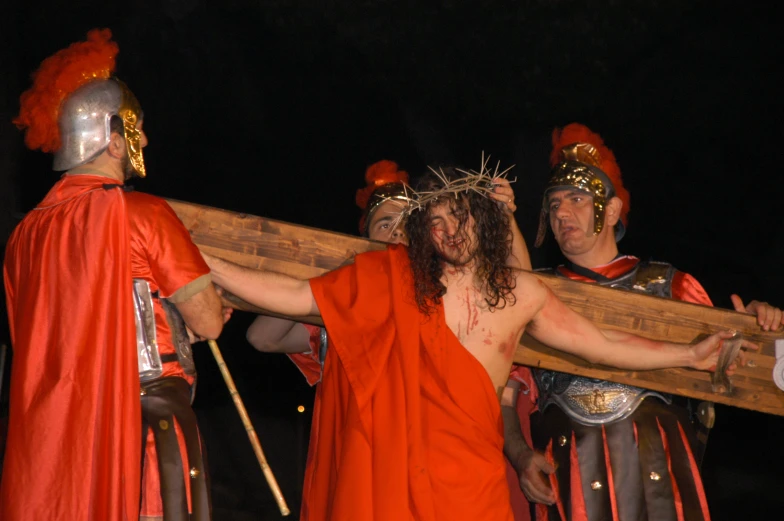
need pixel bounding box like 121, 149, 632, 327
133, 280, 210, 521
534, 260, 676, 426
133, 279, 197, 382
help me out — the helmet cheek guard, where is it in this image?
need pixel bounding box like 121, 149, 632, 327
117, 79, 146, 178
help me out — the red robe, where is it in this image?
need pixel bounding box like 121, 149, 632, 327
304, 245, 514, 521
1, 175, 140, 521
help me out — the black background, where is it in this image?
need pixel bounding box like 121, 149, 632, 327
1, 1, 782, 518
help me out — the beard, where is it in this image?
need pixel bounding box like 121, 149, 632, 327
120, 153, 136, 181
435, 235, 478, 268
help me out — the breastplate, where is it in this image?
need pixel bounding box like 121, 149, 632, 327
535, 261, 676, 426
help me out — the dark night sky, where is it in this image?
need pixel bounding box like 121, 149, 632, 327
1, 1, 783, 519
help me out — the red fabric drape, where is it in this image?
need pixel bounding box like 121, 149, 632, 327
1, 175, 140, 521
304, 245, 513, 520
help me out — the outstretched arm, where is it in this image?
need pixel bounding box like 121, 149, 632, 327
203, 252, 319, 318
524, 275, 756, 371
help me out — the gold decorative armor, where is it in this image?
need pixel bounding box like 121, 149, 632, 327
117, 79, 146, 178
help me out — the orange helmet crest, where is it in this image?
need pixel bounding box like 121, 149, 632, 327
14, 29, 118, 153
356, 160, 410, 236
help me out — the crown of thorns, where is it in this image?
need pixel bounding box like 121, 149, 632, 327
382, 153, 516, 230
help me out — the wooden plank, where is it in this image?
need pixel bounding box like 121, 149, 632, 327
166, 198, 784, 416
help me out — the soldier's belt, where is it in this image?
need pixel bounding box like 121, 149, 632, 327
543, 379, 671, 426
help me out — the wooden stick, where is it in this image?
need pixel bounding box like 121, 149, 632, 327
207, 339, 291, 516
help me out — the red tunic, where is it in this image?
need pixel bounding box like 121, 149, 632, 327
304, 245, 513, 521
124, 191, 212, 518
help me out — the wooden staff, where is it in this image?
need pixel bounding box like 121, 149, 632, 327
207, 339, 290, 516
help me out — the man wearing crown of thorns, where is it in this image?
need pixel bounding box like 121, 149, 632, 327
203, 162, 753, 521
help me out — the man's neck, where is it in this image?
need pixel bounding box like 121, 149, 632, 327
67, 156, 124, 182
563, 243, 619, 270
441, 260, 481, 292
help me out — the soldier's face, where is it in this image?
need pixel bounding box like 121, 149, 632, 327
368, 200, 408, 245
548, 188, 599, 256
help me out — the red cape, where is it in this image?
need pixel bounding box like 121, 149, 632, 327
305, 245, 513, 521
1, 175, 141, 521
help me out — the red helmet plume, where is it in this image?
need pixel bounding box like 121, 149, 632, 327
550, 123, 630, 227
14, 28, 118, 152
355, 160, 410, 210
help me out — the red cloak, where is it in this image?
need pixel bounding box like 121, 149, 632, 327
1, 175, 141, 521
304, 245, 513, 521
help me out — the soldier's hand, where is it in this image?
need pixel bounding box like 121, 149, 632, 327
731, 294, 784, 332
517, 449, 557, 505
490, 177, 516, 214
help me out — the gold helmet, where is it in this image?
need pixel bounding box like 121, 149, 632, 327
535, 124, 630, 247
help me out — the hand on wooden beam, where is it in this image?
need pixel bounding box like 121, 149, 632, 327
691, 330, 759, 373
731, 294, 784, 332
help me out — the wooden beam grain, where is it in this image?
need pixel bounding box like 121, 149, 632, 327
167, 198, 784, 416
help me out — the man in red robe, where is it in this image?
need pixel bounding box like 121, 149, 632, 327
1, 30, 224, 521
202, 163, 744, 521
246, 159, 527, 519
502, 123, 782, 521
246, 160, 413, 520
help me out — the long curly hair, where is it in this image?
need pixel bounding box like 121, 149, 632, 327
405, 166, 516, 315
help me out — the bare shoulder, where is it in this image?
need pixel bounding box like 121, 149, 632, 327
512, 269, 549, 306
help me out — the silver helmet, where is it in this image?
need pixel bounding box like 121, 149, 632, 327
53, 78, 146, 177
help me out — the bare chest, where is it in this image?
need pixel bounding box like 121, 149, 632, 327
442, 286, 521, 372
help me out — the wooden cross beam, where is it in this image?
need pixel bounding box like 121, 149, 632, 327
166, 199, 784, 417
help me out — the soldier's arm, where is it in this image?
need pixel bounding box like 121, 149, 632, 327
169, 277, 223, 340
247, 316, 312, 353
